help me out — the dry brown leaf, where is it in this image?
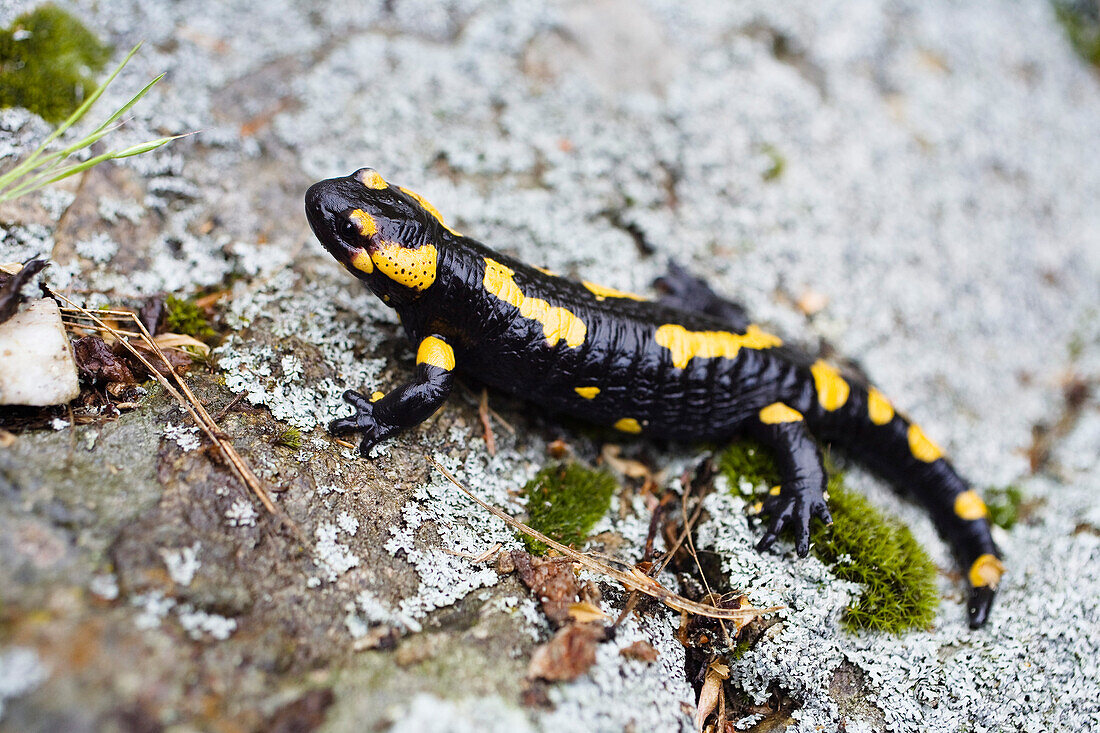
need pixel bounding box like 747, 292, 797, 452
154, 332, 211, 357
695, 660, 730, 732
527, 623, 604, 682
619, 640, 659, 663
512, 551, 579, 627
601, 444, 650, 479
567, 601, 610, 624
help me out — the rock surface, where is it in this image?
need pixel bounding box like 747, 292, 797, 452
1, 0, 1099, 731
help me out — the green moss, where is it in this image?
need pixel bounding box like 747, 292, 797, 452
0, 5, 111, 123
275, 426, 302, 449
716, 440, 781, 497
815, 478, 938, 632
165, 295, 217, 342
520, 462, 617, 555
716, 440, 939, 633
985, 484, 1024, 530
1054, 0, 1100, 67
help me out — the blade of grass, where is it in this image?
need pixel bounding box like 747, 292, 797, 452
0, 43, 144, 188
0, 135, 182, 202
88, 72, 165, 135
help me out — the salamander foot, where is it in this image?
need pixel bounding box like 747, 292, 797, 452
328, 389, 397, 455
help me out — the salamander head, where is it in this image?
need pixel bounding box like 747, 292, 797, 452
305, 168, 458, 306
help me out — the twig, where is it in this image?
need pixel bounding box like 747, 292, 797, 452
428, 456, 780, 626
53, 293, 305, 545
478, 388, 496, 456
443, 542, 502, 563
487, 406, 515, 434
212, 392, 246, 422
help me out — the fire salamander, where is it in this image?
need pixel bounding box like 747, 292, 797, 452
305, 168, 1005, 628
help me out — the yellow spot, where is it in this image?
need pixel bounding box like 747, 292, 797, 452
582, 281, 646, 301
954, 490, 988, 520
399, 186, 461, 236
350, 249, 374, 274
867, 387, 895, 425
483, 258, 587, 348
574, 386, 600, 399
768, 485, 781, 496
810, 360, 850, 411
653, 323, 782, 369
416, 336, 455, 371
534, 266, 557, 276
968, 554, 1005, 588
614, 417, 642, 434
907, 424, 943, 462
758, 402, 803, 424
349, 209, 378, 237
371, 241, 437, 291
357, 169, 388, 190
369, 391, 385, 403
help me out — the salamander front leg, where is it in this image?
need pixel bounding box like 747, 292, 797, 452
748, 402, 833, 556
329, 335, 455, 456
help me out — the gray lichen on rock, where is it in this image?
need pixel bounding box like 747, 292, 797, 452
1, 0, 1100, 730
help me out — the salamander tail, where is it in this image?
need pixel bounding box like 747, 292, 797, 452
794, 362, 1004, 627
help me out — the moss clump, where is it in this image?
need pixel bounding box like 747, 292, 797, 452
985, 484, 1024, 530
275, 427, 302, 449
716, 440, 939, 633
814, 477, 938, 632
165, 295, 217, 342
0, 5, 112, 123
520, 462, 617, 555
1054, 0, 1100, 67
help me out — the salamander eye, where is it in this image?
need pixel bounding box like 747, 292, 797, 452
339, 217, 360, 241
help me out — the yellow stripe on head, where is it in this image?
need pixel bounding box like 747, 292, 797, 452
907, 423, 943, 462
968, 554, 1005, 588
759, 402, 803, 424
399, 186, 461, 237
358, 169, 388, 190
810, 360, 850, 411
350, 249, 374, 274
416, 336, 455, 371
349, 209, 378, 237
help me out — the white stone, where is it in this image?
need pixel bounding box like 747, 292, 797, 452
0, 298, 81, 406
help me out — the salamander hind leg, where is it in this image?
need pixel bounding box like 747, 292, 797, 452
748, 402, 834, 556
654, 261, 752, 331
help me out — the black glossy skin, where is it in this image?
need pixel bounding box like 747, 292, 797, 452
305, 168, 1003, 628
